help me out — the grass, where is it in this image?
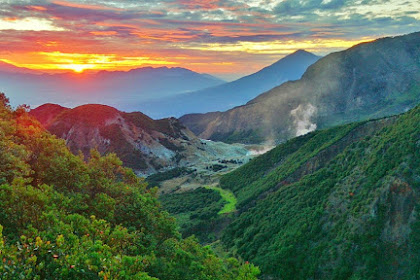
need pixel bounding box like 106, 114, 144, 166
205, 185, 237, 214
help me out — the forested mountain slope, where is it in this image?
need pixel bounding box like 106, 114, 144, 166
218, 104, 420, 279
0, 93, 259, 280
181, 32, 420, 144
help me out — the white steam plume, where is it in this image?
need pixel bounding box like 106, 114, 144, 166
290, 103, 317, 136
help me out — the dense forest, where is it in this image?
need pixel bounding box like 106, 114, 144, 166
160, 187, 226, 243
0, 93, 259, 280
219, 104, 420, 279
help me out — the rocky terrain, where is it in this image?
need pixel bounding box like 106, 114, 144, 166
30, 103, 252, 175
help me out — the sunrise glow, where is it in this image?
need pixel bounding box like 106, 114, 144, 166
0, 0, 419, 77
0, 52, 179, 73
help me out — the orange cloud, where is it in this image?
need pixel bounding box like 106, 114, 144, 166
90, 31, 118, 36
27, 5, 47, 11
3, 17, 19, 22
1, 0, 416, 80
180, 37, 375, 54
51, 0, 122, 11
1, 52, 178, 73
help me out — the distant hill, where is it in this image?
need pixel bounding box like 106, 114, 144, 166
219, 104, 420, 279
136, 50, 320, 118
0, 61, 42, 75
181, 32, 420, 144
30, 103, 247, 174
0, 66, 224, 109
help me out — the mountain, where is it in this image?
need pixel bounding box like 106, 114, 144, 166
0, 61, 42, 75
180, 32, 420, 144
30, 103, 248, 174
135, 50, 321, 118
217, 104, 420, 279
0, 92, 259, 280
0, 66, 225, 109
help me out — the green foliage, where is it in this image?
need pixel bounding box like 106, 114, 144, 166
160, 188, 225, 243
220, 132, 314, 196
221, 122, 361, 208
220, 105, 420, 279
207, 164, 227, 172
146, 167, 194, 188
205, 186, 237, 214
0, 94, 259, 280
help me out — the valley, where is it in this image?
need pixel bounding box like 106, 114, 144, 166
160, 105, 420, 279
30, 103, 267, 176
146, 140, 273, 194
22, 31, 420, 280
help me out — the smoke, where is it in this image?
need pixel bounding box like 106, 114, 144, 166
247, 145, 275, 156
290, 103, 317, 136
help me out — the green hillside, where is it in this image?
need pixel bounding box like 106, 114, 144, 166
0, 93, 259, 280
220, 105, 420, 279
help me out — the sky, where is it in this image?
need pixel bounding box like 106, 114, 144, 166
0, 0, 419, 80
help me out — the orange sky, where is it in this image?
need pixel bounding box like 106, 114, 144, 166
0, 0, 419, 80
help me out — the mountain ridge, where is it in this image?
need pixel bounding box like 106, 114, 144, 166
30, 103, 249, 174
1, 66, 225, 109
180, 31, 420, 144
0, 61, 42, 75
135, 50, 321, 118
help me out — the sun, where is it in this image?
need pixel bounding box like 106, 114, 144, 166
66, 64, 89, 73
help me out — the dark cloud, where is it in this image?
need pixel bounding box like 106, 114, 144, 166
274, 0, 357, 16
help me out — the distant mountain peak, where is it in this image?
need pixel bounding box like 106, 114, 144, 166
1, 64, 226, 108
0, 60, 41, 75
180, 31, 420, 144
34, 103, 68, 111
292, 49, 313, 55
273, 50, 320, 64
139, 49, 321, 118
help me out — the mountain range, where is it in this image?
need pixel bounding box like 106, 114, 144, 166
136, 50, 320, 118
0, 61, 42, 75
0, 65, 224, 109
180, 32, 420, 144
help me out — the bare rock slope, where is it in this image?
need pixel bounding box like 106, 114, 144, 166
30, 104, 248, 174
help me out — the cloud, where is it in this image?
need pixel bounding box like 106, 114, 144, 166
0, 17, 65, 31
0, 0, 418, 78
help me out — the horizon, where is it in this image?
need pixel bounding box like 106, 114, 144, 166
1, 0, 419, 80
0, 48, 319, 81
